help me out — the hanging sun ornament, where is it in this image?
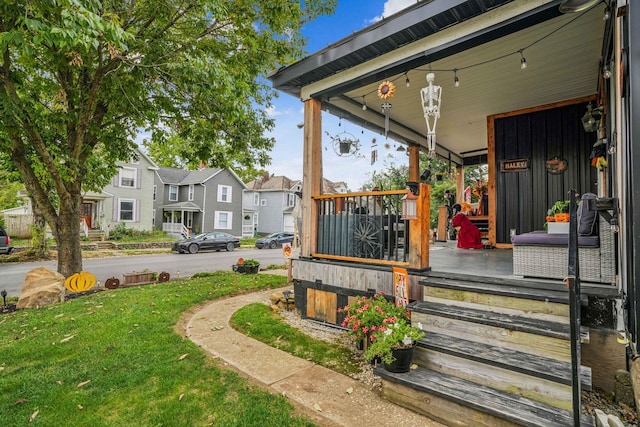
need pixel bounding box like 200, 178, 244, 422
377, 81, 396, 138
377, 81, 396, 100
420, 72, 442, 157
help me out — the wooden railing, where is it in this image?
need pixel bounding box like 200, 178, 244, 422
313, 190, 410, 265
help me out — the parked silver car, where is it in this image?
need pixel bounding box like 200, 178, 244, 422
0, 225, 14, 255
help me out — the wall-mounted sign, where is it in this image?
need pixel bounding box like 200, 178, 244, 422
546, 156, 568, 174
501, 158, 529, 172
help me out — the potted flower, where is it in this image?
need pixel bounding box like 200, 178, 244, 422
365, 318, 425, 373
232, 258, 260, 274
338, 293, 424, 372
338, 293, 407, 345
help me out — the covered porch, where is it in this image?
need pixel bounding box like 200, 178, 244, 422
269, 0, 638, 424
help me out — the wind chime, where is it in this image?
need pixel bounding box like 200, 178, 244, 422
377, 80, 396, 137
420, 72, 442, 157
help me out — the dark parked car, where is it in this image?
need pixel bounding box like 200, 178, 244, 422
0, 225, 14, 255
172, 232, 240, 254
255, 232, 295, 249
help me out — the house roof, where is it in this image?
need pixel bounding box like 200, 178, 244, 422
246, 175, 344, 194
268, 0, 607, 164
156, 166, 226, 185
246, 175, 299, 191
161, 201, 202, 211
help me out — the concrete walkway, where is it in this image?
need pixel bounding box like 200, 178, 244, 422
185, 287, 444, 427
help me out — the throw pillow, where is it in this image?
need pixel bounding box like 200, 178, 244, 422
577, 193, 598, 236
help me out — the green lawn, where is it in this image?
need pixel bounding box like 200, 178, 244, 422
0, 272, 316, 427
231, 303, 361, 376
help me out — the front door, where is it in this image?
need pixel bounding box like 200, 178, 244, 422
80, 203, 92, 228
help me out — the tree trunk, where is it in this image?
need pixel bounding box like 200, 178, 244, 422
53, 196, 83, 278
29, 203, 49, 258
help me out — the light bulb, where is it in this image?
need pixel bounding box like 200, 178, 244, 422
405, 74, 410, 87
520, 57, 527, 69
454, 76, 459, 87
603, 65, 612, 79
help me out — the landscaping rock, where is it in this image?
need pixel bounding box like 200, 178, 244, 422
17, 267, 65, 309
270, 290, 295, 310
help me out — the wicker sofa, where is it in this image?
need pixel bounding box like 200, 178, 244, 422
511, 217, 615, 284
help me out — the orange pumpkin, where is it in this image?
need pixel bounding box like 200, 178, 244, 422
546, 216, 554, 222
554, 213, 570, 222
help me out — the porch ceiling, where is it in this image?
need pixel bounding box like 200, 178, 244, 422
270, 0, 607, 164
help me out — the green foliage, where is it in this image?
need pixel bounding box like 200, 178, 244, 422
365, 318, 425, 365
231, 303, 361, 375
338, 293, 407, 342
0, 0, 337, 276
1, 272, 316, 426
108, 223, 170, 242
338, 293, 423, 364
549, 200, 571, 215
240, 258, 260, 268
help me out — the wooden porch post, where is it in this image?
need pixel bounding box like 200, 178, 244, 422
408, 146, 429, 270
456, 165, 464, 204
301, 99, 323, 257
487, 116, 496, 247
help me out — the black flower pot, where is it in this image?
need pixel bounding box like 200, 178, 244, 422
383, 346, 415, 373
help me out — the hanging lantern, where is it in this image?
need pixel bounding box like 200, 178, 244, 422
401, 191, 418, 220
420, 73, 442, 157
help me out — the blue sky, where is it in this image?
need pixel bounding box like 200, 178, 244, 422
265, 0, 415, 191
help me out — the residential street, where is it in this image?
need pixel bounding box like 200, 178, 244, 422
0, 248, 290, 297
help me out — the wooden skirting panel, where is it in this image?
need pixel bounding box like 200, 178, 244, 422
381, 379, 520, 427
292, 258, 424, 301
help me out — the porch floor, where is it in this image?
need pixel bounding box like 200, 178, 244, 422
429, 240, 513, 278
427, 240, 619, 297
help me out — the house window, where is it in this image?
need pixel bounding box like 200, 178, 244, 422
287, 193, 296, 207
119, 168, 136, 188
152, 209, 156, 226
254, 193, 260, 206
119, 199, 136, 221
215, 211, 232, 229
218, 185, 232, 202
260, 199, 267, 206
129, 156, 139, 164
169, 185, 178, 201
188, 184, 194, 201
153, 185, 157, 201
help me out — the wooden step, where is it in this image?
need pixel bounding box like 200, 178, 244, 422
420, 275, 574, 304
409, 300, 572, 340
424, 270, 620, 299
417, 331, 591, 390
376, 366, 593, 427
420, 280, 571, 323
414, 333, 591, 411
409, 301, 588, 362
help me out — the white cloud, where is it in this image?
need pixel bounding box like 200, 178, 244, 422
370, 0, 415, 23
265, 105, 284, 117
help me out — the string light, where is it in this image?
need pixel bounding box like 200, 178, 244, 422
603, 64, 612, 79
348, 7, 592, 107
519, 50, 527, 69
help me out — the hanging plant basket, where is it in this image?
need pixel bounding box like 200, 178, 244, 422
339, 141, 351, 154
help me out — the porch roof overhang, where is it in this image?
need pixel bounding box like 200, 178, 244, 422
269, 0, 608, 164
161, 201, 202, 212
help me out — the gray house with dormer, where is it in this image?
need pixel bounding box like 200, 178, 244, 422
244, 174, 349, 236
153, 166, 247, 238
